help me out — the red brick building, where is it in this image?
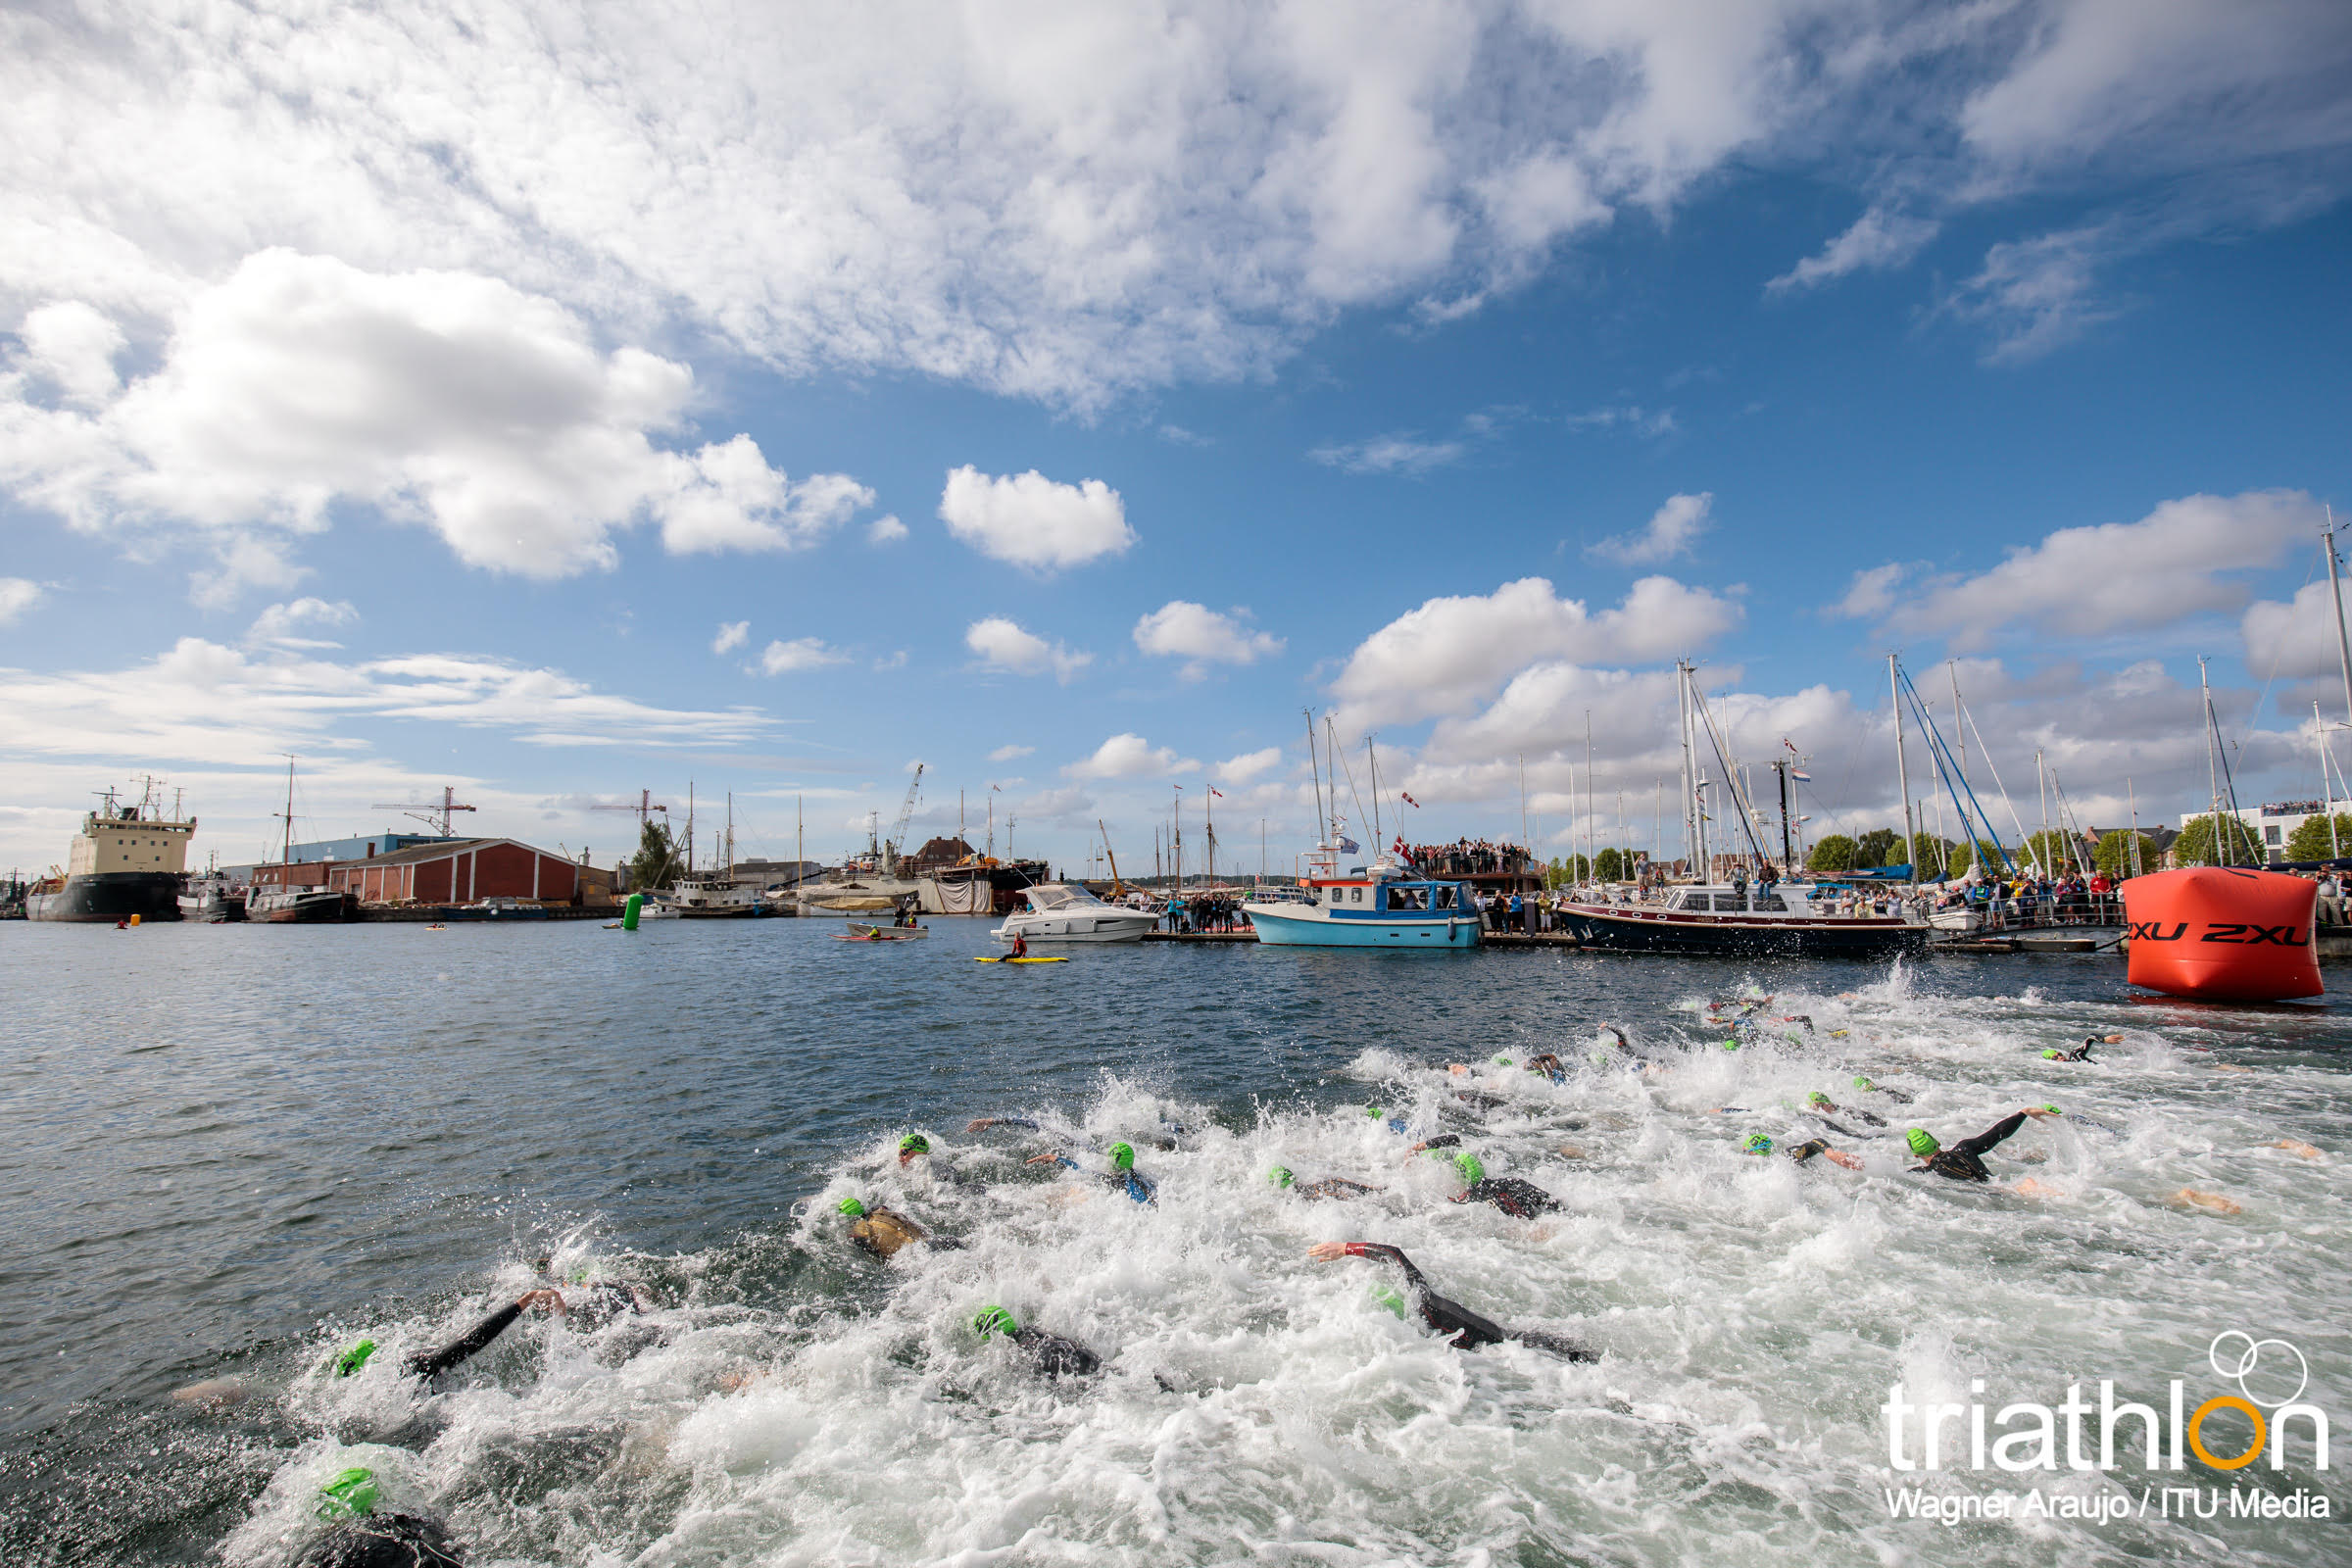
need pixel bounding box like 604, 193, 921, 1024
324, 838, 583, 906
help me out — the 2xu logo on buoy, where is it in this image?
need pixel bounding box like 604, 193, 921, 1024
2127, 920, 2309, 946
2120, 867, 2323, 1001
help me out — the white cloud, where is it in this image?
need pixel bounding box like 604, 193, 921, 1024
0, 577, 44, 624
712, 620, 750, 655
758, 637, 848, 674
1307, 436, 1465, 476
964, 616, 1091, 683
1588, 492, 1713, 566
0, 253, 872, 599
867, 514, 907, 544
988, 744, 1035, 762
1065, 733, 1198, 780
1132, 601, 1284, 677
2243, 580, 2352, 682
246, 597, 357, 650
17, 301, 124, 406
872, 649, 908, 671
1331, 575, 1743, 730
1768, 207, 1939, 292
1847, 489, 2320, 651
1834, 563, 1908, 620
1214, 747, 1283, 785
0, 636, 774, 766
938, 466, 1133, 571
1943, 222, 2128, 364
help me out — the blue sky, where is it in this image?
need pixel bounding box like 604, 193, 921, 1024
4, 1, 2351, 877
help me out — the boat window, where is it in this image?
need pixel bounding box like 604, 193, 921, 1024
1754, 896, 1787, 912
1351, 887, 1364, 904
1388, 885, 1428, 911
1712, 894, 1745, 911
1433, 885, 1458, 910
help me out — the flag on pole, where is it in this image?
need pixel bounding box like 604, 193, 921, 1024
1400, 791, 1419, 808
1790, 770, 1811, 781
1338, 836, 1360, 854
1208, 787, 1224, 798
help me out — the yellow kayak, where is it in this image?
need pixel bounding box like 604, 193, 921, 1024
975, 955, 1069, 963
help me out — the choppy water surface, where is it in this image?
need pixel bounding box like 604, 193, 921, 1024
2, 919, 2348, 1567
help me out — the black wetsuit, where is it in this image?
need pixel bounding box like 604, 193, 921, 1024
2056, 1042, 2096, 1062
1297, 1176, 1381, 1200
1343, 1244, 1594, 1361
399, 1285, 643, 1381
295, 1512, 464, 1568
1416, 1133, 1463, 1151
1456, 1176, 1560, 1218
1009, 1326, 1100, 1377
1912, 1111, 2029, 1182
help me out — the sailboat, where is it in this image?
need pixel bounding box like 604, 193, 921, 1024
246, 759, 356, 923
1548, 663, 1929, 956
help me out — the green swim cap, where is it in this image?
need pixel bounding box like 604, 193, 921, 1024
973, 1304, 1018, 1339
1852, 1076, 1877, 1091
838, 1197, 868, 1218
317, 1467, 378, 1519
1807, 1091, 1832, 1107
567, 1266, 590, 1284
2041, 1103, 2061, 1114
900, 1133, 929, 1154
1108, 1142, 1135, 1171
2042, 1049, 2062, 1059
1453, 1152, 1486, 1185
1365, 1104, 1385, 1119
1494, 1055, 1513, 1065
1721, 1040, 1740, 1052
1904, 1128, 1939, 1157
1369, 1284, 1407, 1319
1743, 1133, 1774, 1156
332, 1339, 375, 1378
1268, 1165, 1294, 1188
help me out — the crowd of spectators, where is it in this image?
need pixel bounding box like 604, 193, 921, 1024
1406, 839, 1535, 876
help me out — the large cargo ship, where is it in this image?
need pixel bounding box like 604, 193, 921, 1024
25, 783, 195, 923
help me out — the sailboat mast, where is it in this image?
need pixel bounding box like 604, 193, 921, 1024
2322, 703, 2343, 859
1677, 662, 1694, 871
2200, 657, 2227, 865
2035, 750, 2049, 874
2326, 510, 2352, 729
2128, 779, 2142, 878
1304, 710, 1324, 850
1368, 739, 1383, 851
281, 757, 295, 866
1888, 655, 1917, 890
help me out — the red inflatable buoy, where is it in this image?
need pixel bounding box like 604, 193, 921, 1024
2121, 867, 2323, 1001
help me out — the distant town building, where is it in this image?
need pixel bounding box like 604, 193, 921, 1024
729, 858, 826, 887
2179, 800, 2349, 865
285, 832, 458, 864
321, 838, 589, 905
903, 837, 977, 874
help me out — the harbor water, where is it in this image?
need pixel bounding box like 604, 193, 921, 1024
2, 919, 2347, 1566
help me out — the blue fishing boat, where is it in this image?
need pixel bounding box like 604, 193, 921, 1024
1242, 857, 1482, 948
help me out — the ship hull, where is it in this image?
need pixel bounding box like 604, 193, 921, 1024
1241, 906, 1479, 949
1552, 904, 1927, 958
248, 889, 356, 924
25, 872, 185, 923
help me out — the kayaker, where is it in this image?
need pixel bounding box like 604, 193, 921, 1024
1306, 1242, 1594, 1360
1009, 931, 1029, 958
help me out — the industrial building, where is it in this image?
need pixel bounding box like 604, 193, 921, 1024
323, 838, 589, 906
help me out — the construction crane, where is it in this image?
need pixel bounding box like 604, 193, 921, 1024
883, 763, 924, 873
591, 789, 670, 829
371, 786, 476, 837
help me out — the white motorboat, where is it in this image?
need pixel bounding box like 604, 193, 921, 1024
992, 883, 1159, 943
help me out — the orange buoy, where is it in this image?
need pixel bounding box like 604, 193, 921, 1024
2121, 867, 2322, 1002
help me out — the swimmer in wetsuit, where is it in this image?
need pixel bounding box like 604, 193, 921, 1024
372, 1267, 655, 1384
1439, 1152, 1561, 1217
1743, 1132, 1863, 1170
2043, 1037, 2101, 1062
1268, 1165, 1382, 1200
971, 1303, 1099, 1377
295, 1469, 463, 1568
1306, 1242, 1594, 1360
837, 1196, 962, 1257
1029, 1140, 1157, 1204
1804, 1091, 1886, 1131
1849, 1075, 1913, 1104
1902, 1107, 2060, 1182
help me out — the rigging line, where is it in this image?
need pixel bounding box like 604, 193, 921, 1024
1330, 721, 1370, 851
2047, 772, 2096, 878
1686, 680, 1770, 856
1690, 690, 1770, 862
1955, 688, 2036, 853
1898, 666, 2015, 873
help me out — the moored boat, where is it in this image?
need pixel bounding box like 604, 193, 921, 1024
26, 781, 194, 923
1551, 882, 1928, 957
993, 883, 1159, 943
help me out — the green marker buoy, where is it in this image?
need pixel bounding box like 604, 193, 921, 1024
622, 892, 644, 931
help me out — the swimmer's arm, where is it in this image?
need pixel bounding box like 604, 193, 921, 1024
1306, 1241, 1426, 1289
1951, 1110, 2031, 1159
967, 1116, 1041, 1132
1410, 1134, 1462, 1152
401, 1289, 562, 1378
1025, 1151, 1081, 1170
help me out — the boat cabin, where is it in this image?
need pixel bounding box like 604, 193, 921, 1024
1660, 884, 1796, 915
1307, 875, 1470, 914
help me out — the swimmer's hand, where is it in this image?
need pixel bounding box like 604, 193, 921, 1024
516, 1288, 566, 1316
1306, 1242, 1349, 1262
1823, 1150, 1864, 1171
2022, 1106, 2060, 1120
